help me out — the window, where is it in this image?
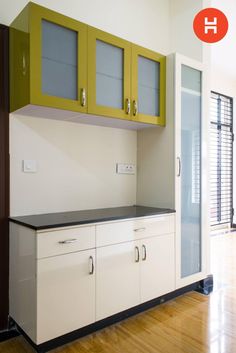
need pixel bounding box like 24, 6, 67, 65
210, 92, 233, 226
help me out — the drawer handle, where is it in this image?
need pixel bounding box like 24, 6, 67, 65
58, 239, 78, 244
142, 244, 147, 261
134, 227, 146, 232
89, 256, 94, 275
135, 246, 140, 263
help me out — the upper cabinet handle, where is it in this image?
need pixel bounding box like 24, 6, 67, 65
81, 88, 86, 107
177, 157, 181, 177
58, 239, 78, 244
22, 52, 26, 76
133, 100, 138, 116
125, 98, 131, 115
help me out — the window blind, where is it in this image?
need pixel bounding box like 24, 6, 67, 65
210, 92, 233, 226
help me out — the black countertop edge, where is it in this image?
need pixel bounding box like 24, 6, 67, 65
9, 206, 176, 231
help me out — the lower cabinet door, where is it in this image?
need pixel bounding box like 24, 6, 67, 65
37, 249, 95, 344
140, 234, 175, 303
96, 241, 140, 321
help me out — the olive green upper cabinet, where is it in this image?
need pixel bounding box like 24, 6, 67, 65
10, 2, 87, 113
88, 27, 131, 121
87, 27, 166, 126
131, 45, 166, 126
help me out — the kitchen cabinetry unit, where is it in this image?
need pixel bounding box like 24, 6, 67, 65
9, 210, 175, 346
88, 27, 165, 125
96, 233, 175, 320
96, 216, 175, 320
10, 2, 87, 113
10, 2, 166, 127
10, 223, 96, 344
174, 54, 209, 288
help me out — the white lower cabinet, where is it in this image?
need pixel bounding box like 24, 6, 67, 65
96, 233, 175, 321
10, 214, 176, 345
37, 249, 95, 343
140, 234, 175, 303
96, 241, 140, 321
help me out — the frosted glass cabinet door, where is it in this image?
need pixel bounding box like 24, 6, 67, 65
42, 20, 77, 100
88, 27, 131, 120
180, 64, 202, 278
138, 56, 160, 117
30, 4, 87, 112
131, 45, 166, 126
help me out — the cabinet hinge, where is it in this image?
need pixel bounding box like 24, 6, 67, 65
232, 133, 234, 142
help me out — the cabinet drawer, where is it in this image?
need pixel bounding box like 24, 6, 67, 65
132, 214, 175, 239
37, 226, 95, 259
96, 214, 175, 247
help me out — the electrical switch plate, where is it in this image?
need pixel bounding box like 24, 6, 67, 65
116, 163, 135, 175
22, 160, 37, 173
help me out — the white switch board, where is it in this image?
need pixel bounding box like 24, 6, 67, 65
116, 163, 135, 175
22, 160, 37, 173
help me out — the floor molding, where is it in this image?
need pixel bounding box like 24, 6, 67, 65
11, 280, 209, 353
0, 329, 19, 343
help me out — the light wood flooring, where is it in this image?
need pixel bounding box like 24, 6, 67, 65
1, 232, 236, 353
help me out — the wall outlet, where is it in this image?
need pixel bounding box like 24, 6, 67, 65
116, 163, 135, 175
22, 160, 37, 173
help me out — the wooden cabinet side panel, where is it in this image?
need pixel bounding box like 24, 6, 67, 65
9, 223, 37, 342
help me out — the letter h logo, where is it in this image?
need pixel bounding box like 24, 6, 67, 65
204, 17, 217, 34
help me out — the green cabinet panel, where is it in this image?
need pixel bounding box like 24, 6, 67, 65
10, 2, 87, 113
10, 2, 166, 127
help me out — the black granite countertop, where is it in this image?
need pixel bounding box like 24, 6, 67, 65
9, 205, 175, 230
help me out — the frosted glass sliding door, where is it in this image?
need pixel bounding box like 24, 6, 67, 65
181, 65, 202, 278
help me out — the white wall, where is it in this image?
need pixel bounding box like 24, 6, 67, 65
170, 0, 203, 62
0, 0, 171, 54
10, 116, 137, 216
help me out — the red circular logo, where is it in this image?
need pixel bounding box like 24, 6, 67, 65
193, 8, 228, 43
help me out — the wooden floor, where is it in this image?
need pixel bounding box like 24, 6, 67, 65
1, 232, 236, 353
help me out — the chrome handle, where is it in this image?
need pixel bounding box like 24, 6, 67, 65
89, 256, 94, 275
125, 98, 131, 114
58, 239, 78, 244
142, 245, 147, 261
81, 88, 86, 107
134, 227, 146, 232
22, 52, 26, 76
133, 100, 138, 116
177, 157, 181, 177
135, 246, 140, 263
